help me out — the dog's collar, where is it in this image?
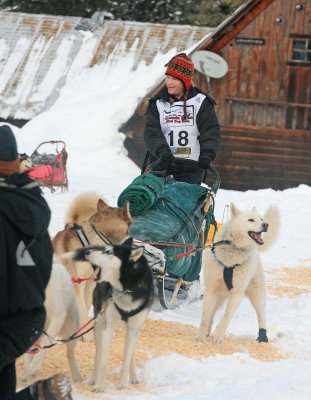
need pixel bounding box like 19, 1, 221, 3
211, 243, 240, 290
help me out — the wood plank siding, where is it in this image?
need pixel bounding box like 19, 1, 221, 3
207, 0, 311, 190
214, 127, 311, 190
124, 0, 311, 190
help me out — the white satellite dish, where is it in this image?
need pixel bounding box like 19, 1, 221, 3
192, 50, 228, 79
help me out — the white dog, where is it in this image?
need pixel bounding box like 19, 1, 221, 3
23, 263, 83, 383
196, 203, 280, 344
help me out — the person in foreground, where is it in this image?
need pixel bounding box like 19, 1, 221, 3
144, 52, 221, 184
0, 125, 73, 399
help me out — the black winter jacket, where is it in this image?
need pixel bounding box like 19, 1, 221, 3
144, 86, 221, 184
0, 173, 52, 316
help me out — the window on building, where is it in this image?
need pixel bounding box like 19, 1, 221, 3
292, 38, 311, 62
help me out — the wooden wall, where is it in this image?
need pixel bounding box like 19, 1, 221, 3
211, 0, 311, 129
210, 126, 311, 190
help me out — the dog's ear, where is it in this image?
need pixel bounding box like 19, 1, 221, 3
121, 201, 131, 220
122, 237, 133, 247
230, 203, 240, 217
19, 153, 29, 161
130, 247, 144, 262
97, 198, 109, 212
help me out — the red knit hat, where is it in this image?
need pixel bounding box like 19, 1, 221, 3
165, 53, 194, 90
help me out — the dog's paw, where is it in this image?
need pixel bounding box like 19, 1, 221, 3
71, 370, 84, 383
72, 375, 84, 383
212, 334, 225, 344
83, 376, 95, 385
193, 334, 206, 343
91, 384, 106, 393
129, 374, 139, 385
257, 328, 268, 343
211, 328, 225, 344
118, 382, 129, 390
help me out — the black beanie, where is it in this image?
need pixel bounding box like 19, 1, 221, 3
0, 125, 18, 161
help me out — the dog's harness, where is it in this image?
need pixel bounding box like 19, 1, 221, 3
68, 223, 113, 284
114, 291, 151, 322
97, 286, 151, 322
211, 240, 240, 290
69, 223, 112, 248
69, 224, 91, 247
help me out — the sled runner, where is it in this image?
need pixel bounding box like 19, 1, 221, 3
119, 162, 220, 309
28, 140, 69, 192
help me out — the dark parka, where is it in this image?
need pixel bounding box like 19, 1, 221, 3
0, 173, 52, 316
144, 86, 221, 184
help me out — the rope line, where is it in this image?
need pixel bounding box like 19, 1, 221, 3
27, 318, 95, 354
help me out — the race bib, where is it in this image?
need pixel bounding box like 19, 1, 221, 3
157, 94, 205, 161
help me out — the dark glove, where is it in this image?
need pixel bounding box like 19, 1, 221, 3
160, 151, 175, 169
198, 155, 211, 170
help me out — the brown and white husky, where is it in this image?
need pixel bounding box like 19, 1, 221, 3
53, 192, 131, 339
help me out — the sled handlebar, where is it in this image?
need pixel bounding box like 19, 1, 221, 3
31, 141, 66, 156
206, 166, 221, 195
144, 158, 221, 194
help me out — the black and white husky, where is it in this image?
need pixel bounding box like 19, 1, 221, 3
67, 237, 153, 392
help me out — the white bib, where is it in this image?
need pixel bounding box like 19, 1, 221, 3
156, 93, 206, 161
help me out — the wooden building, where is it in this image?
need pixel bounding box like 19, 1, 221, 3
123, 0, 311, 190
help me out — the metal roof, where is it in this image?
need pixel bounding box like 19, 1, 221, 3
0, 12, 213, 119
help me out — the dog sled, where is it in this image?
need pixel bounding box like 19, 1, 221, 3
28, 140, 69, 192
118, 162, 220, 309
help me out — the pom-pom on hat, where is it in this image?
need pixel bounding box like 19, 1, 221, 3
0, 125, 18, 161
165, 53, 194, 91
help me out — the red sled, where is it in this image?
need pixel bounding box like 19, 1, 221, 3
28, 141, 69, 193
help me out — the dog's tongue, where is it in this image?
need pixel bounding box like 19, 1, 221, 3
249, 231, 264, 245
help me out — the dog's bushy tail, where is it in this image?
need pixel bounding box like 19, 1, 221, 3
65, 192, 105, 225
259, 205, 281, 252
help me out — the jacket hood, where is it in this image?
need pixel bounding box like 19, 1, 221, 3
0, 173, 51, 237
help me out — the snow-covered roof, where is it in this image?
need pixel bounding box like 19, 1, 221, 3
0, 11, 214, 120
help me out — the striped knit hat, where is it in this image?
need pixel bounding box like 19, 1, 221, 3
165, 53, 194, 91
